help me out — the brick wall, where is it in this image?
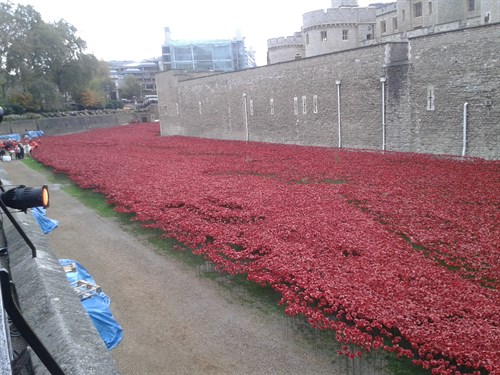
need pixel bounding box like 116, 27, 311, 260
158, 44, 388, 150
0, 113, 135, 137
405, 23, 500, 159
157, 23, 500, 159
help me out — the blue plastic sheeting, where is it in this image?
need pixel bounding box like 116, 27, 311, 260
0, 134, 21, 142
59, 259, 123, 350
31, 207, 59, 234
23, 130, 44, 138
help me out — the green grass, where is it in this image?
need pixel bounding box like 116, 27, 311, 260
22, 158, 432, 375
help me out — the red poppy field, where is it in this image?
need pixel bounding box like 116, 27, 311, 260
32, 123, 499, 375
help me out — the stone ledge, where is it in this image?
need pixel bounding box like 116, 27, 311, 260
3, 205, 120, 374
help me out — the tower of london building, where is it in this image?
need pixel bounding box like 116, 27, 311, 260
267, 0, 499, 64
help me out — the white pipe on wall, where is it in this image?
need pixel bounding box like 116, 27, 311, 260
462, 102, 468, 157
380, 77, 387, 151
243, 93, 249, 142
335, 80, 341, 148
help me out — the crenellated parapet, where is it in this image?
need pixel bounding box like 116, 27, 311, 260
267, 32, 304, 50
302, 7, 376, 32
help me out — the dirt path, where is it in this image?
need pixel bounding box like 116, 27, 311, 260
1, 160, 340, 375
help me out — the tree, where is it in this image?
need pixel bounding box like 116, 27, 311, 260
59, 54, 100, 102
79, 89, 101, 109
29, 20, 87, 91
1, 2, 43, 95
119, 75, 142, 100
28, 78, 63, 111
0, 2, 107, 113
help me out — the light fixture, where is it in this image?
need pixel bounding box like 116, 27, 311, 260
1, 185, 49, 211
0, 183, 50, 258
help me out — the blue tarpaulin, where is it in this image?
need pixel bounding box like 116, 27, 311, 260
0, 134, 21, 142
23, 130, 44, 138
59, 259, 123, 350
31, 206, 59, 234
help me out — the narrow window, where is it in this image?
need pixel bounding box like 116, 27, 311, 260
249, 99, 254, 116
198, 101, 202, 114
428, 1, 433, 14
414, 2, 423, 17
381, 20, 387, 33
402, 9, 406, 21
270, 98, 274, 115
294, 97, 298, 115
392, 17, 398, 31
313, 95, 318, 114
342, 30, 348, 40
468, 0, 475, 11
321, 31, 327, 41
302, 96, 307, 114
305, 33, 309, 45
427, 86, 435, 111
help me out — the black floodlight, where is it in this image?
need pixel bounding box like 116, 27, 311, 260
1, 185, 49, 211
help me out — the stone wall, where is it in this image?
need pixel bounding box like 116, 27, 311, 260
158, 43, 388, 150
157, 23, 500, 159
404, 23, 500, 159
0, 113, 135, 137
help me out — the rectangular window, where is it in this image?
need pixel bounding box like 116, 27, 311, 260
414, 2, 423, 17
313, 95, 318, 114
270, 98, 274, 115
321, 31, 327, 41
402, 9, 406, 21
428, 1, 433, 14
342, 30, 348, 40
381, 20, 387, 34
294, 97, 298, 115
305, 34, 309, 45
468, 0, 475, 11
302, 96, 307, 114
392, 17, 398, 31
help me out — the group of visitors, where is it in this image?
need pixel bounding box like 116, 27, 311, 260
0, 139, 39, 161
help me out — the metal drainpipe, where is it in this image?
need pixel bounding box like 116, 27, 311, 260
243, 93, 249, 142
462, 102, 468, 157
380, 77, 387, 151
335, 80, 341, 148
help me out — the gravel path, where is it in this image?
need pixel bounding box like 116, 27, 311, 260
2, 160, 341, 375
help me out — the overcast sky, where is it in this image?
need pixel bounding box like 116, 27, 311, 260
13, 0, 393, 66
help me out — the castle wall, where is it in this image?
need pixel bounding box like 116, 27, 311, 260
403, 24, 500, 159
158, 23, 500, 159
158, 43, 388, 149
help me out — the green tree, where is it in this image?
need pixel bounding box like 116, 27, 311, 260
0, 2, 107, 113
28, 78, 63, 111
29, 20, 87, 90
119, 75, 142, 100
1, 2, 43, 94
59, 54, 100, 103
